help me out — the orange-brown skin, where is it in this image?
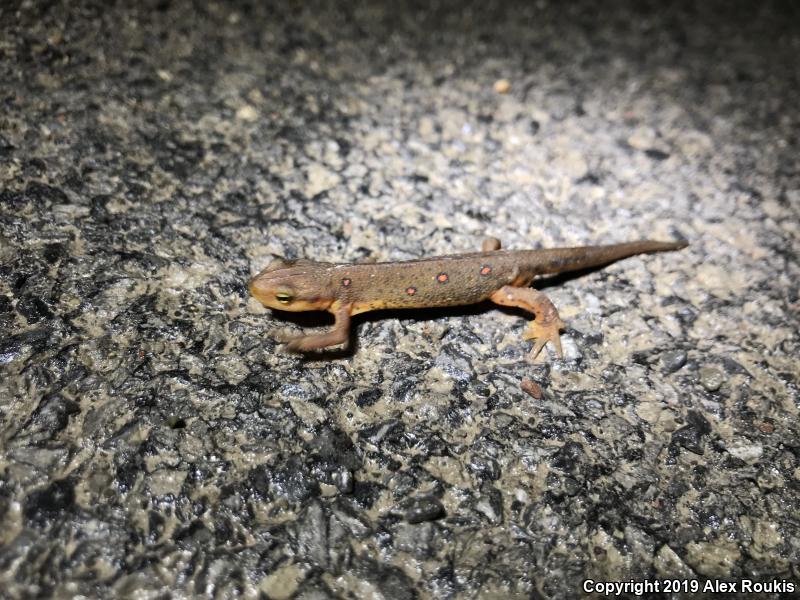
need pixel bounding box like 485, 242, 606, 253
249, 238, 688, 359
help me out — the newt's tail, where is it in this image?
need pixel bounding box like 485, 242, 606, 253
528, 240, 688, 275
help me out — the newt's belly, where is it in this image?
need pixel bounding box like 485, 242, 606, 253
338, 256, 518, 314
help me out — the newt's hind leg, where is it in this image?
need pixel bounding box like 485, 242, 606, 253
489, 286, 565, 360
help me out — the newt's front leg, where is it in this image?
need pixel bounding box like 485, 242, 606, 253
284, 303, 353, 352
489, 286, 565, 360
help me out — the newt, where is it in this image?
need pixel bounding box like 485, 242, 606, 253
249, 238, 687, 359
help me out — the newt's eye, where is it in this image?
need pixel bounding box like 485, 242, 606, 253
275, 292, 293, 304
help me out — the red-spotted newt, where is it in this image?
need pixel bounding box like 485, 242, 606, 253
249, 238, 687, 359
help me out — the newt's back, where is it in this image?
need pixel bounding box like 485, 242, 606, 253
336, 252, 525, 313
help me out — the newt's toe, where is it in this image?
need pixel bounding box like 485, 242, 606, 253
523, 318, 565, 360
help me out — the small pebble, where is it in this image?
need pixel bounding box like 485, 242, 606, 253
402, 496, 444, 524
493, 79, 510, 94
520, 378, 543, 399
236, 104, 258, 121
698, 366, 726, 392
660, 350, 687, 374
757, 422, 775, 434
469, 455, 501, 480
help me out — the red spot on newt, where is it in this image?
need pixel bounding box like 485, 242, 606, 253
480, 265, 492, 275
342, 278, 352, 287
406, 286, 417, 296
436, 272, 449, 283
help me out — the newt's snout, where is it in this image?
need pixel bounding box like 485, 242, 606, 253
249, 262, 335, 313
248, 271, 285, 309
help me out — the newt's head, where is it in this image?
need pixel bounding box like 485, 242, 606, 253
249, 258, 334, 312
